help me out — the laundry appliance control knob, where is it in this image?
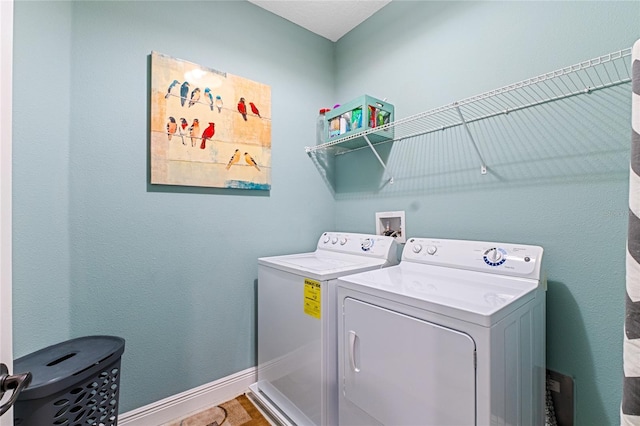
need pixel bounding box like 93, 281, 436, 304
483, 248, 507, 266
412, 244, 422, 254
426, 246, 437, 255
486, 248, 502, 263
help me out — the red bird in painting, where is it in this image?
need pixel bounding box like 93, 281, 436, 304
249, 102, 261, 118
237, 97, 247, 121
200, 122, 215, 149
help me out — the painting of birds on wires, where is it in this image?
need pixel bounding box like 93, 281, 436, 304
150, 51, 271, 190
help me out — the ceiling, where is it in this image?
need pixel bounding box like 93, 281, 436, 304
248, 0, 392, 42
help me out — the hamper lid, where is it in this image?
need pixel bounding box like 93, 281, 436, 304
14, 335, 125, 400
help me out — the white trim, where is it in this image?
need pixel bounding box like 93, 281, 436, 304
118, 367, 256, 426
0, 1, 13, 425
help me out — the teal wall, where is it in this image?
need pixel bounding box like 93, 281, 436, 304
333, 1, 639, 425
11, 0, 640, 423
12, 0, 335, 413
13, 0, 73, 366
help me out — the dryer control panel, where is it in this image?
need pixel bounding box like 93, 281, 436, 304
317, 232, 399, 261
402, 237, 543, 280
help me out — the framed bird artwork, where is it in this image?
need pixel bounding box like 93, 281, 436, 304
149, 51, 271, 190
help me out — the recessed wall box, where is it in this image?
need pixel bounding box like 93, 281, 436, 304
375, 211, 406, 243
325, 95, 394, 150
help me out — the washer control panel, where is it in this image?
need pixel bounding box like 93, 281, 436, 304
402, 237, 543, 279
317, 232, 398, 260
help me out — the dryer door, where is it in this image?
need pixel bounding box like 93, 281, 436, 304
342, 298, 476, 426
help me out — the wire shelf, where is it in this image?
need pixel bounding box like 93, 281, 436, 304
305, 47, 632, 156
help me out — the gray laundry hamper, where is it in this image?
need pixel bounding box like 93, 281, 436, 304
13, 335, 125, 426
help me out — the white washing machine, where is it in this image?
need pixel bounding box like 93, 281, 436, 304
249, 232, 399, 426
336, 237, 546, 426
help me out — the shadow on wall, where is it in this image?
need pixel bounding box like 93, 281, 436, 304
316, 84, 631, 200
546, 279, 607, 424
308, 141, 396, 197
307, 148, 337, 197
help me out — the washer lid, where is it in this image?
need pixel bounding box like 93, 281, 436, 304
337, 262, 541, 326
259, 251, 391, 281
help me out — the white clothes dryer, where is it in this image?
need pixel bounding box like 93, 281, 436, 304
336, 237, 545, 426
249, 232, 399, 426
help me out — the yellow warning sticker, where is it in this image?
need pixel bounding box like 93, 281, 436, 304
304, 278, 321, 319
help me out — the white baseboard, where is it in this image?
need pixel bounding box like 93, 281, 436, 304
118, 367, 257, 426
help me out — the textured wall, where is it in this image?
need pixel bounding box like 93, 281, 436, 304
12, 0, 335, 412
333, 2, 639, 424
12, 0, 640, 421
12, 0, 73, 367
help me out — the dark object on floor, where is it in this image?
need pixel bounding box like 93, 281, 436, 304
13, 335, 125, 426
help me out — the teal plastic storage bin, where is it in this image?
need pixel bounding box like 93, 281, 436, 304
325, 95, 394, 150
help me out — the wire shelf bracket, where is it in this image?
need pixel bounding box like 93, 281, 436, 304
362, 134, 394, 184
455, 104, 487, 175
